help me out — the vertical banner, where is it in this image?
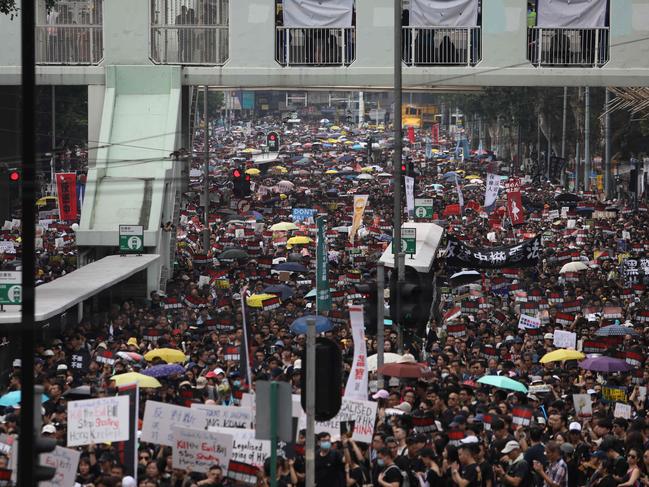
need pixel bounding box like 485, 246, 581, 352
432, 124, 439, 145
349, 194, 369, 244
239, 286, 253, 389
405, 176, 415, 219
316, 217, 332, 312
55, 173, 78, 221
407, 126, 415, 144
425, 140, 432, 159
455, 177, 464, 213
116, 383, 139, 480
344, 305, 368, 400
505, 178, 525, 225
484, 173, 500, 212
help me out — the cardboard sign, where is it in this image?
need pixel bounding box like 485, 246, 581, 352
298, 398, 377, 443
573, 394, 592, 417
553, 330, 577, 349
191, 404, 254, 429
67, 396, 130, 447
172, 426, 233, 474
208, 427, 270, 468
39, 446, 81, 487
614, 402, 632, 419
141, 401, 208, 446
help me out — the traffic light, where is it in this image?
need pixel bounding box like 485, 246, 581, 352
33, 385, 57, 481
357, 283, 378, 335
389, 266, 433, 335
266, 132, 280, 152
8, 169, 20, 182
301, 337, 342, 421
232, 167, 251, 198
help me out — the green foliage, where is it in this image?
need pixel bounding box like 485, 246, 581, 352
1, 0, 58, 18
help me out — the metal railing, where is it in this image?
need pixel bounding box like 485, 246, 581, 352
36, 25, 103, 64
527, 27, 609, 67
275, 27, 356, 66
402, 27, 481, 66
151, 26, 229, 64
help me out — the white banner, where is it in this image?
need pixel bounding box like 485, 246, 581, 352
190, 404, 254, 429
410, 0, 479, 27
537, 0, 606, 28
349, 194, 369, 244
40, 446, 81, 487
172, 426, 233, 474
484, 173, 500, 210
283, 0, 354, 27
405, 176, 415, 218
345, 304, 368, 400
298, 398, 377, 443
67, 396, 130, 447
141, 401, 208, 446
455, 177, 464, 210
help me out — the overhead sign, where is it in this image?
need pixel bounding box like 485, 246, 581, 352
119, 225, 144, 254
401, 227, 417, 255
0, 272, 21, 305
414, 198, 434, 218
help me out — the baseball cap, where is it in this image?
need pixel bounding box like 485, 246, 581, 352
569, 421, 582, 432
501, 440, 521, 454
57, 364, 68, 371
12, 359, 21, 368
461, 435, 480, 444
544, 333, 554, 340
42, 349, 54, 357
372, 389, 389, 400
41, 424, 56, 434
395, 402, 412, 413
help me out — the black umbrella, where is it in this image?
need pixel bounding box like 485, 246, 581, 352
555, 193, 581, 203
449, 270, 482, 288
263, 285, 294, 300
218, 249, 250, 260
275, 262, 308, 272
287, 252, 304, 262
62, 385, 93, 399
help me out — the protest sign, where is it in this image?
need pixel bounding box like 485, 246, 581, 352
553, 330, 577, 349
141, 401, 208, 446
172, 426, 233, 474
298, 398, 377, 443
511, 407, 533, 426
39, 446, 81, 487
518, 314, 541, 330
614, 402, 632, 419
602, 385, 627, 403
573, 394, 592, 417
209, 427, 270, 468
191, 404, 253, 429
67, 396, 130, 447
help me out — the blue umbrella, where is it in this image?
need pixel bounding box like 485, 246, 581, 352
263, 284, 294, 300
248, 211, 264, 221
443, 171, 459, 181
596, 324, 640, 337
290, 315, 333, 334
275, 262, 309, 272
0, 390, 49, 407
141, 363, 186, 378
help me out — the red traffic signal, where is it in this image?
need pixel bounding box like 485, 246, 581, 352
232, 169, 242, 178
9, 170, 20, 182
245, 175, 251, 182
401, 164, 407, 173
269, 134, 276, 141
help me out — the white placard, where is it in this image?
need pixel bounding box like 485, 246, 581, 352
614, 402, 632, 419
191, 404, 254, 429
141, 401, 208, 446
553, 330, 577, 349
172, 426, 233, 474
405, 176, 415, 217
518, 314, 541, 330
344, 304, 368, 401
208, 427, 270, 468
298, 398, 377, 443
0, 241, 15, 254
67, 396, 130, 447
40, 446, 81, 487
573, 394, 592, 418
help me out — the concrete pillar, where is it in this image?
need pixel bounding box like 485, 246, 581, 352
87, 85, 105, 169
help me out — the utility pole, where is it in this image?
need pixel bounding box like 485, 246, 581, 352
604, 88, 612, 198
584, 86, 591, 191
561, 87, 567, 159
536, 112, 541, 180
575, 142, 580, 192
203, 86, 210, 253
19, 0, 37, 484
305, 317, 316, 487
51, 86, 56, 194
376, 263, 385, 389
547, 121, 551, 181
358, 91, 364, 125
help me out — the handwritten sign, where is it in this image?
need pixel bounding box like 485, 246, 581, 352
141, 401, 208, 446
298, 398, 377, 443
40, 446, 81, 487
553, 330, 577, 349
172, 426, 233, 474
614, 402, 632, 419
67, 396, 130, 447
602, 385, 627, 404
518, 314, 541, 330
190, 404, 253, 429
209, 427, 270, 468
573, 394, 592, 417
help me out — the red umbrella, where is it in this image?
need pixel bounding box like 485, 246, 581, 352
443, 204, 461, 217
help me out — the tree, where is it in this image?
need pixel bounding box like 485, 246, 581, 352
1, 0, 57, 18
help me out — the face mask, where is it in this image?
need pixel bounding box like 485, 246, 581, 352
377, 459, 385, 467
320, 441, 331, 450
233, 380, 241, 388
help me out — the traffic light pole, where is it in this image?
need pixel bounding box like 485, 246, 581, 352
376, 263, 385, 389
203, 86, 210, 253
305, 317, 316, 487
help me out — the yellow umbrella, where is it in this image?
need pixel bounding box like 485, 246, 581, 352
360, 167, 374, 173
539, 349, 585, 364
111, 372, 162, 388
287, 236, 312, 246
465, 174, 481, 180
143, 348, 186, 364
343, 140, 354, 145
271, 166, 288, 173
245, 168, 260, 175
35, 196, 57, 208
270, 222, 298, 231
325, 169, 339, 175
326, 138, 339, 144
456, 169, 466, 175
246, 293, 278, 308
331, 125, 340, 130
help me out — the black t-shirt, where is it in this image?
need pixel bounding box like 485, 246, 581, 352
507, 459, 531, 486
461, 462, 481, 487
613, 456, 629, 479
315, 450, 344, 487
348, 465, 365, 486
382, 464, 403, 487
479, 460, 494, 487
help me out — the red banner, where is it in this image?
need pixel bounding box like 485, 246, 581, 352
407, 126, 415, 144
56, 173, 78, 221
507, 191, 524, 225
432, 123, 439, 145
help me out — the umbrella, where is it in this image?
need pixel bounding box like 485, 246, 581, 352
143, 348, 187, 364
357, 173, 373, 180
0, 390, 49, 407
596, 324, 640, 337
556, 193, 581, 202
442, 171, 459, 181
116, 351, 143, 362
274, 262, 308, 272
367, 353, 403, 372
111, 372, 162, 388
539, 349, 585, 364
218, 248, 250, 260
290, 315, 334, 334
449, 270, 481, 288
62, 385, 93, 399
559, 261, 588, 273
579, 356, 634, 373
246, 293, 278, 308
287, 236, 312, 246
245, 168, 261, 175
263, 284, 294, 300
325, 170, 339, 175
304, 288, 317, 298
270, 222, 299, 231
142, 363, 186, 378
477, 375, 528, 393
287, 252, 304, 262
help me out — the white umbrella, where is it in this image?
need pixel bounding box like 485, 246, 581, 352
559, 261, 588, 273
368, 353, 403, 372
357, 173, 374, 180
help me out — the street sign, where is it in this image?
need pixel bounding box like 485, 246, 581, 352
414, 198, 434, 218
0, 271, 21, 305
401, 228, 417, 255
255, 381, 293, 443
119, 225, 144, 254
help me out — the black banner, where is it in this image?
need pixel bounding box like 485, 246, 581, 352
445, 235, 542, 269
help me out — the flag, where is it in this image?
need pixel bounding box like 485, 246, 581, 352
56, 173, 78, 221
455, 178, 464, 213
349, 194, 369, 244
316, 217, 331, 311
432, 123, 439, 145
407, 126, 415, 144
344, 305, 368, 400
239, 287, 252, 389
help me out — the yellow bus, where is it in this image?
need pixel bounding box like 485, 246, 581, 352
402, 104, 439, 129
